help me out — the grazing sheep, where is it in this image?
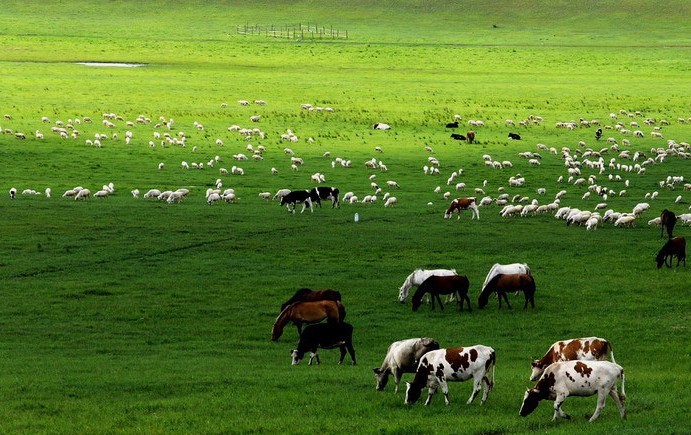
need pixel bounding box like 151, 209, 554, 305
93, 190, 110, 198
74, 189, 91, 200
384, 197, 398, 207
259, 192, 271, 201
273, 189, 291, 201
131, 189, 140, 198
143, 189, 162, 199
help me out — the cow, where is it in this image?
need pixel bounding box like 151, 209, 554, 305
373, 338, 440, 392
450, 133, 467, 141
310, 186, 339, 208
445, 121, 459, 129
520, 360, 626, 422
508, 132, 521, 140
280, 190, 314, 213
660, 209, 677, 239
404, 346, 496, 406
444, 197, 480, 220
530, 337, 615, 381
466, 131, 476, 144
656, 236, 686, 268
373, 123, 390, 130
290, 322, 356, 365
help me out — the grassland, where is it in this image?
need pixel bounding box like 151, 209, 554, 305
0, 1, 689, 434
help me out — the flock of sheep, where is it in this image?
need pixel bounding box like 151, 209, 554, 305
3, 105, 690, 232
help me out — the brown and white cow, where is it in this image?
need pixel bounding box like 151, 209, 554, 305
373, 337, 440, 392
520, 360, 626, 422
530, 337, 615, 381
404, 345, 495, 406
443, 197, 480, 220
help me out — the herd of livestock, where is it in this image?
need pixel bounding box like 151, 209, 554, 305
272, 262, 630, 423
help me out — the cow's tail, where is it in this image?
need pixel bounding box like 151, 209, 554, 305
619, 367, 626, 404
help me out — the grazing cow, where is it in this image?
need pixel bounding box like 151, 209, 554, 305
656, 236, 686, 269
595, 128, 603, 141
444, 197, 480, 220
450, 133, 466, 141
660, 209, 677, 239
280, 190, 314, 213
290, 322, 356, 365
405, 346, 496, 406
530, 337, 615, 381
373, 338, 440, 392
520, 361, 626, 422
445, 121, 459, 129
310, 186, 340, 208
466, 131, 476, 144
508, 132, 522, 140
373, 123, 391, 130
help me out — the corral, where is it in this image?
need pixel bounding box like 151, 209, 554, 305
0, 0, 689, 433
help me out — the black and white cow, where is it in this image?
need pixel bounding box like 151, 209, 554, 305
405, 345, 495, 406
290, 322, 356, 365
280, 190, 314, 213
373, 337, 440, 392
310, 186, 340, 208
508, 132, 522, 140
520, 360, 626, 422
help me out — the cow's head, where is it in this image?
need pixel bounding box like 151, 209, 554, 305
404, 382, 422, 405
290, 349, 304, 365
372, 367, 391, 390
519, 388, 541, 417
529, 360, 545, 381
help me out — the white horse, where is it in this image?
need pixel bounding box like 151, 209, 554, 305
480, 263, 531, 293
398, 268, 457, 303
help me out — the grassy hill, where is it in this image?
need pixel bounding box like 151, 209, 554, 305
0, 1, 689, 434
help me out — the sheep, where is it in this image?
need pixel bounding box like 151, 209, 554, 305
632, 202, 650, 216
259, 192, 271, 201
384, 197, 398, 207
143, 189, 162, 199
273, 189, 291, 201
131, 189, 140, 198
387, 180, 400, 189
93, 190, 110, 198
614, 214, 636, 227
222, 193, 237, 203
74, 189, 91, 200
271, 167, 279, 175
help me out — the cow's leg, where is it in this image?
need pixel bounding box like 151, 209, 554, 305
424, 382, 438, 406
609, 388, 626, 419
480, 373, 492, 404
553, 393, 570, 420
468, 373, 482, 404
308, 351, 320, 365
439, 379, 451, 405
588, 389, 608, 422
393, 368, 403, 393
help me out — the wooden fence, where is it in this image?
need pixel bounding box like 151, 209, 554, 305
236, 24, 348, 40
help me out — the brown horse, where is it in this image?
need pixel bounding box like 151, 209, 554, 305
478, 273, 535, 309
280, 288, 342, 311
271, 300, 345, 341
411, 275, 472, 312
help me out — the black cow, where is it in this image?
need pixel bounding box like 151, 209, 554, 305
280, 190, 314, 213
290, 322, 356, 365
310, 186, 339, 208
445, 121, 459, 128
450, 133, 466, 141
656, 237, 686, 269
508, 132, 521, 140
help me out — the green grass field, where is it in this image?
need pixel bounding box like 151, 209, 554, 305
0, 1, 689, 433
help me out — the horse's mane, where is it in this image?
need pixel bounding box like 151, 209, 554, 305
399, 270, 419, 294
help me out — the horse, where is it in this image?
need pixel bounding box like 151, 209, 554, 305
478, 273, 536, 309
480, 263, 531, 293
271, 300, 345, 341
398, 268, 457, 303
656, 237, 686, 269
660, 209, 677, 239
280, 288, 342, 311
411, 275, 471, 312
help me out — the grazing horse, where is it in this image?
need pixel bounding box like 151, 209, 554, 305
398, 268, 457, 303
478, 273, 536, 309
411, 275, 472, 312
480, 263, 531, 293
660, 209, 677, 239
656, 236, 686, 269
444, 197, 480, 220
271, 300, 345, 341
280, 288, 342, 311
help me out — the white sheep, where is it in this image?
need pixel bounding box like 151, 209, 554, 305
273, 189, 291, 201
144, 189, 161, 199
131, 189, 140, 198
74, 189, 91, 200
259, 192, 271, 201
384, 197, 398, 207
387, 180, 400, 188
93, 190, 110, 198
207, 193, 221, 204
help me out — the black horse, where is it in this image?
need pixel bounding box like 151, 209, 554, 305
660, 209, 677, 239
411, 275, 472, 312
